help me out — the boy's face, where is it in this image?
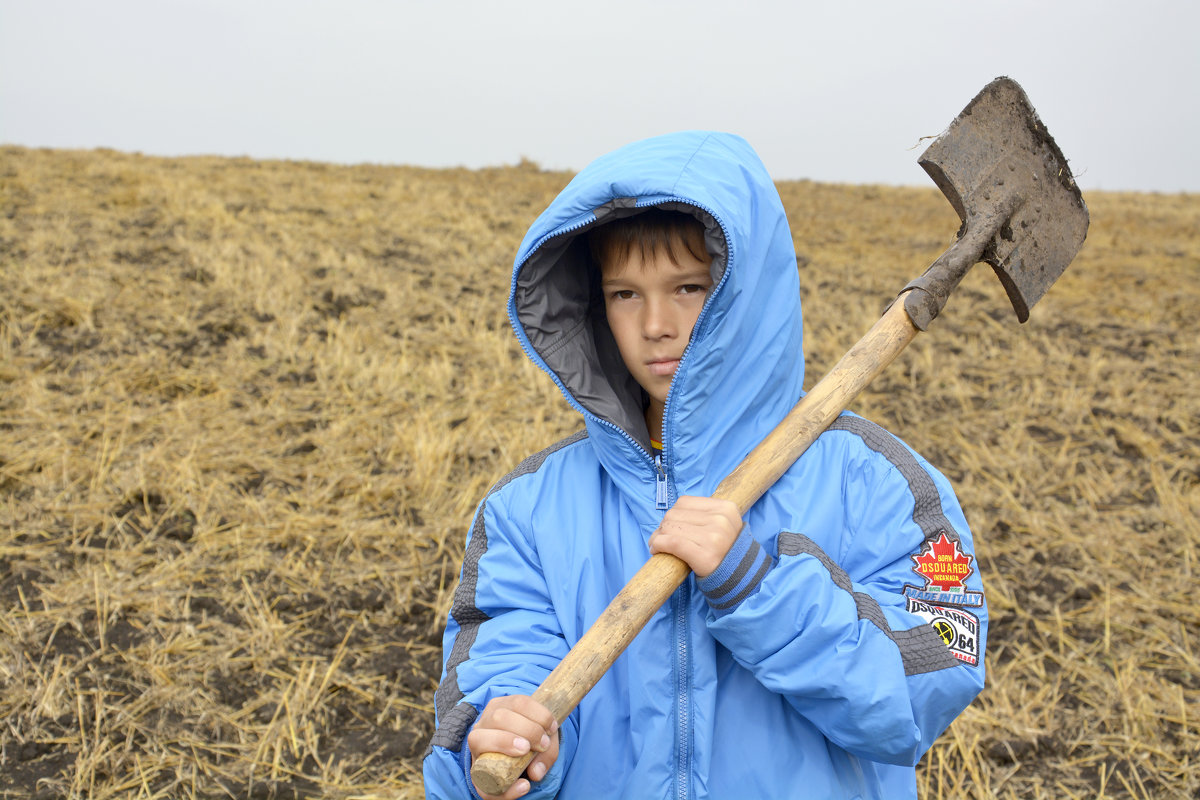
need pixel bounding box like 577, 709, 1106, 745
600, 245, 713, 417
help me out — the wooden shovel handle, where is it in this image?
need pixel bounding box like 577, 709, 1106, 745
470, 298, 920, 796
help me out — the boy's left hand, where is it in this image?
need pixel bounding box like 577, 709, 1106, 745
648, 495, 744, 578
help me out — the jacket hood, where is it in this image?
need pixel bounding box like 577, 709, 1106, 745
508, 131, 805, 501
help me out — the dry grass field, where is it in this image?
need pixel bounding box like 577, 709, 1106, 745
0, 144, 1196, 799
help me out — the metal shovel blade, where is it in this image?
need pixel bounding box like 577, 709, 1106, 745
919, 77, 1089, 321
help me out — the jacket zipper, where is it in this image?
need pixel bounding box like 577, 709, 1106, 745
674, 580, 692, 800
509, 197, 734, 800
655, 449, 690, 800
654, 454, 669, 510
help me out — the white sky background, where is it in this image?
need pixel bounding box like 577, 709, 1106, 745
1, 0, 1197, 193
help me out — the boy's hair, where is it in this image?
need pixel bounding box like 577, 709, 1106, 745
588, 208, 709, 271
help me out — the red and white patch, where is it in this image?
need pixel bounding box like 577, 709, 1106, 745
903, 530, 984, 607
911, 531, 973, 591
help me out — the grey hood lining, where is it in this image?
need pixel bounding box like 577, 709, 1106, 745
514, 200, 728, 450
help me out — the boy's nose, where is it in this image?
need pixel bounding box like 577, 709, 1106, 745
642, 300, 675, 339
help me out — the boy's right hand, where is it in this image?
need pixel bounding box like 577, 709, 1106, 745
467, 695, 559, 799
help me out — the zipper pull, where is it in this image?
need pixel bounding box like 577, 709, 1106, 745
654, 453, 669, 510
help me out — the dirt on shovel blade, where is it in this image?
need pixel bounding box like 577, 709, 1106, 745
1, 146, 1197, 799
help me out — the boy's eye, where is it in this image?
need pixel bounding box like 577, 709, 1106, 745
679, 284, 707, 295
612, 290, 635, 300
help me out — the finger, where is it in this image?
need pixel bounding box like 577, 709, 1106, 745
671, 495, 743, 526
491, 707, 554, 752
526, 729, 560, 783
650, 534, 704, 561
651, 525, 725, 552
467, 725, 538, 759
481, 696, 556, 734
659, 506, 738, 536
472, 775, 531, 800
480, 699, 554, 738
526, 758, 549, 782
670, 494, 728, 513
649, 529, 732, 577
660, 504, 714, 525
649, 532, 705, 564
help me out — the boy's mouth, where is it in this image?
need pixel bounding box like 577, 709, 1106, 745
646, 358, 680, 377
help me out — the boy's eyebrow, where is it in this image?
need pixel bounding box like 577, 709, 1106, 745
672, 268, 715, 285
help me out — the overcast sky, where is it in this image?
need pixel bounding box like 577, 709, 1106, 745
2, 0, 1197, 193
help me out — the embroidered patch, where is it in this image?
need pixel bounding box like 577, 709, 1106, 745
903, 531, 984, 607
906, 597, 981, 666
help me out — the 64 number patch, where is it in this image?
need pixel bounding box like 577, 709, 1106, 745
906, 597, 981, 666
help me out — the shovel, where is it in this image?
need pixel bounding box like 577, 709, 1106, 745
471, 76, 1089, 796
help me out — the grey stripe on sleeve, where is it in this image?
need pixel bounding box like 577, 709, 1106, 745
708, 555, 773, 610
706, 538, 763, 600
777, 532, 959, 676
826, 415, 962, 545
426, 430, 589, 756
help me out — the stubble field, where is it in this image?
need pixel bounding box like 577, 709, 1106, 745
0, 145, 1197, 799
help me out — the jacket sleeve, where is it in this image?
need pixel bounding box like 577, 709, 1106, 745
423, 489, 578, 799
699, 428, 987, 767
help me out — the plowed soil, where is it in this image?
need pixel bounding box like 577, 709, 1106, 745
1, 146, 1196, 798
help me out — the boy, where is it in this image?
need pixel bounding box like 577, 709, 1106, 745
424, 132, 986, 799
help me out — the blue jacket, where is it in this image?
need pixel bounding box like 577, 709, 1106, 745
424, 132, 986, 799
